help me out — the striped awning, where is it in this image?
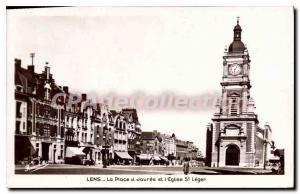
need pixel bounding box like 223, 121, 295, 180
160, 156, 168, 161
65, 147, 85, 157
115, 151, 133, 160
137, 154, 152, 160
153, 155, 161, 161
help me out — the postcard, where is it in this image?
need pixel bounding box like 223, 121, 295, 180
6, 6, 294, 188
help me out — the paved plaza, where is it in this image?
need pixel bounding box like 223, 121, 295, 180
15, 164, 273, 175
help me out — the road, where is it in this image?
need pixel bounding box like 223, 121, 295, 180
15, 164, 217, 175
15, 164, 272, 175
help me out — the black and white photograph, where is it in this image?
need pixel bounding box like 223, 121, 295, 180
6, 6, 294, 188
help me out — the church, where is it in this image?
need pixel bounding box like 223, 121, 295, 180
205, 18, 274, 168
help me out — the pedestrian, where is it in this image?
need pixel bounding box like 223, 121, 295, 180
25, 162, 30, 172
37, 156, 41, 165
183, 158, 190, 175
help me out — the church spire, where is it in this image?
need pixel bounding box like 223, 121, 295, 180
233, 16, 242, 41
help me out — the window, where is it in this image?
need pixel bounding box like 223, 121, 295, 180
60, 127, 64, 138
44, 125, 50, 137
16, 102, 22, 118
230, 98, 238, 116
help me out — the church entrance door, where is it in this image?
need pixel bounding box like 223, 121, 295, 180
225, 144, 240, 166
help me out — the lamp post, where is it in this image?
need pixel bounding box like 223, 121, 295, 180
102, 145, 108, 168
102, 139, 110, 168
102, 125, 110, 168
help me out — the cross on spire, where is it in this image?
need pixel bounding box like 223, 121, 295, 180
237, 16, 240, 25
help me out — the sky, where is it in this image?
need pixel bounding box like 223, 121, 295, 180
7, 7, 294, 155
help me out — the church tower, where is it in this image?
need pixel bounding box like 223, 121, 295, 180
210, 18, 259, 167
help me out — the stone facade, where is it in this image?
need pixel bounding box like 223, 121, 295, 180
207, 19, 273, 168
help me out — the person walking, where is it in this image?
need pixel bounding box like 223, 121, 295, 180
183, 158, 190, 175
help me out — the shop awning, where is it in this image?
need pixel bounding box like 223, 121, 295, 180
115, 151, 133, 160
137, 154, 152, 160
66, 147, 86, 157
160, 156, 168, 161
82, 146, 94, 154
153, 155, 161, 161
269, 156, 280, 162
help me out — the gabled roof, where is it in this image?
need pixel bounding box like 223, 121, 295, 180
121, 108, 139, 123
109, 110, 118, 117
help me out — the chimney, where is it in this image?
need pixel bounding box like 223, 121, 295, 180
28, 53, 35, 73
81, 93, 87, 101
27, 65, 35, 73
63, 86, 69, 94
45, 62, 50, 80
15, 59, 21, 69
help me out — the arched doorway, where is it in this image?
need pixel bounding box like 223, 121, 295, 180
225, 144, 240, 166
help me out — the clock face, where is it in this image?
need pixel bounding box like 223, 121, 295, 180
229, 64, 242, 75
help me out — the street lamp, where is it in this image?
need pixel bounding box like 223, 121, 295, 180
102, 125, 110, 168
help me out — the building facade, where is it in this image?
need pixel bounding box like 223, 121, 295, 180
15, 59, 65, 164
14, 55, 201, 166
161, 133, 176, 158
141, 131, 161, 155
14, 56, 141, 165
122, 108, 142, 163
175, 139, 188, 161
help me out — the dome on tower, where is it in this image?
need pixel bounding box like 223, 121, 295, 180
228, 41, 245, 52
228, 17, 246, 53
